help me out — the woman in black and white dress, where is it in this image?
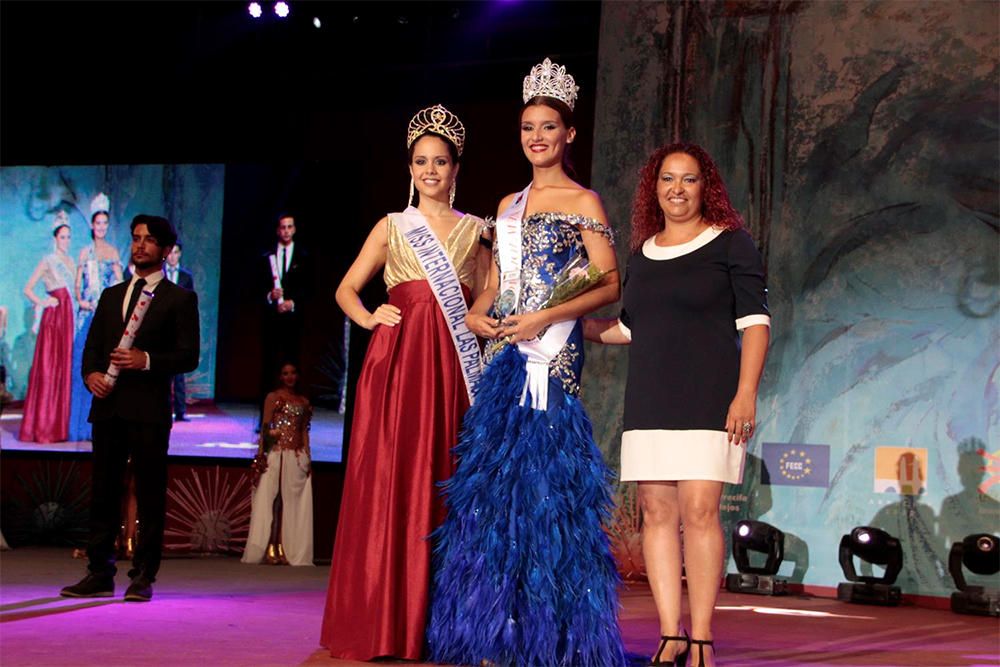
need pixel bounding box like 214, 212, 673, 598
585, 142, 770, 667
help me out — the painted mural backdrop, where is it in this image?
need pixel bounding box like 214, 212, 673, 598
0, 165, 224, 402
588, 0, 998, 595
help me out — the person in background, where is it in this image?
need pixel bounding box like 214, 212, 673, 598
69, 193, 123, 441
242, 362, 313, 567
19, 214, 76, 443
164, 241, 195, 421
260, 214, 310, 414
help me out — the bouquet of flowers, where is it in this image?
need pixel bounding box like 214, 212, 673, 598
487, 254, 610, 356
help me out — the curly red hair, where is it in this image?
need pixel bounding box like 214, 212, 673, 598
629, 142, 744, 253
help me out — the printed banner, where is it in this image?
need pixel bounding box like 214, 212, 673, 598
761, 442, 831, 488
874, 446, 928, 495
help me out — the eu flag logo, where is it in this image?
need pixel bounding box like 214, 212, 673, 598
761, 443, 831, 488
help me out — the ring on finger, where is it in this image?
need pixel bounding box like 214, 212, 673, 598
742, 421, 752, 434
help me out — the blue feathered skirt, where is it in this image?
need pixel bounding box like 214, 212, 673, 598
427, 344, 626, 667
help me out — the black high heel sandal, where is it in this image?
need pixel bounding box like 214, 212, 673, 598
689, 638, 714, 667
649, 630, 690, 666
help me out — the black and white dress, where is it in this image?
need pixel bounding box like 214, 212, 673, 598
618, 227, 770, 484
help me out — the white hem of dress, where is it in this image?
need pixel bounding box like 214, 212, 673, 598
617, 319, 632, 340
620, 428, 746, 484
641, 227, 724, 261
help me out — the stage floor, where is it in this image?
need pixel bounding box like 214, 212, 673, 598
0, 402, 344, 463
1, 547, 996, 666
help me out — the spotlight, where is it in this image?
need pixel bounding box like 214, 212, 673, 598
274, 2, 290, 18
725, 520, 789, 595
248, 2, 262, 19
312, 17, 321, 29
949, 533, 1000, 617
836, 526, 903, 606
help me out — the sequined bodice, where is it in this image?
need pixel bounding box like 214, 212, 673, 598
488, 212, 614, 397
271, 398, 312, 451
384, 214, 484, 291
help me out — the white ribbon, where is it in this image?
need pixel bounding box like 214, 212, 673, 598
268, 254, 284, 305
393, 208, 482, 403
496, 184, 575, 411
105, 288, 155, 387
516, 320, 575, 410
496, 184, 531, 320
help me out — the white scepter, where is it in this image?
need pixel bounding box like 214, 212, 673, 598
104, 288, 155, 387
268, 254, 284, 305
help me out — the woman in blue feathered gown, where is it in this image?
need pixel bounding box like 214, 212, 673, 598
68, 204, 122, 441
428, 58, 626, 667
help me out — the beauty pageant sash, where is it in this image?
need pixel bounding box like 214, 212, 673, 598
495, 185, 575, 411
394, 207, 481, 403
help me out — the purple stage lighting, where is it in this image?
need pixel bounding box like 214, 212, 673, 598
274, 2, 290, 18
248, 2, 262, 19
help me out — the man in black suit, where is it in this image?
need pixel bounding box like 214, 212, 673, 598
61, 215, 199, 602
164, 242, 195, 422
261, 214, 309, 403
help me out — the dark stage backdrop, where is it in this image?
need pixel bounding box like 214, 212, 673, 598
588, 0, 999, 596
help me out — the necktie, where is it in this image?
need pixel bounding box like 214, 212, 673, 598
125, 278, 147, 322
281, 248, 287, 280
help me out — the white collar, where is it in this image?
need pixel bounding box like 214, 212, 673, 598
642, 226, 723, 261
132, 269, 165, 288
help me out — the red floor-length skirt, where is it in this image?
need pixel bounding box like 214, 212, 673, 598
19, 287, 74, 443
320, 280, 471, 661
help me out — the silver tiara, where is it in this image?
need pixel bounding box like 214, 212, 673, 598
522, 58, 579, 111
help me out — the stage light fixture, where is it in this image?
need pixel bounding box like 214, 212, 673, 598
836, 526, 903, 606
312, 17, 321, 29
248, 2, 262, 19
725, 520, 788, 595
949, 533, 1000, 617
274, 2, 290, 18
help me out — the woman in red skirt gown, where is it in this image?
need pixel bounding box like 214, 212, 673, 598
19, 216, 76, 443
320, 104, 490, 660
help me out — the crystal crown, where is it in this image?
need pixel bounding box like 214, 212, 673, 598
522, 58, 579, 111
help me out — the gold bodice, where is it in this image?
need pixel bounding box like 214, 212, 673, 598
269, 398, 312, 452
383, 213, 484, 291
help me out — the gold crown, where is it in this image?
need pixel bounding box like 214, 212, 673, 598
522, 58, 579, 111
406, 104, 466, 156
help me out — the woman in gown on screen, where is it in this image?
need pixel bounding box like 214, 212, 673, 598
320, 104, 490, 661
68, 193, 123, 442
242, 362, 313, 566
18, 214, 77, 443
426, 59, 626, 667
584, 142, 770, 666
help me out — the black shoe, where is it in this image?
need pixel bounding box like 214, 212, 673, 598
689, 639, 714, 667
124, 577, 153, 602
174, 415, 189, 422
650, 630, 690, 666
61, 573, 114, 598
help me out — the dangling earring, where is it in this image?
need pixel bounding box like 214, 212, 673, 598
449, 181, 456, 208
407, 177, 415, 208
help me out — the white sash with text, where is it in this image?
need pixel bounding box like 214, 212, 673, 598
394, 208, 481, 403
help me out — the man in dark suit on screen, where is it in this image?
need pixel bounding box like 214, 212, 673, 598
164, 241, 195, 421
260, 213, 310, 403
61, 214, 199, 602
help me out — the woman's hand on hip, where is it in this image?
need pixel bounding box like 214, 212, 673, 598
365, 304, 401, 330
